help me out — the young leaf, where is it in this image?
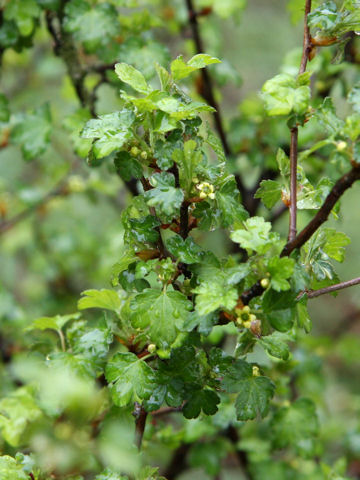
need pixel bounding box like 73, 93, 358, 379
130, 289, 192, 349
105, 352, 155, 407
0, 455, 29, 480
78, 289, 122, 312
27, 313, 81, 332
171, 54, 220, 81
11, 104, 52, 161
231, 217, 279, 254
267, 257, 295, 292
222, 360, 275, 420
115, 63, 151, 94
0, 386, 43, 446
254, 180, 282, 209
261, 73, 310, 116
165, 234, 203, 264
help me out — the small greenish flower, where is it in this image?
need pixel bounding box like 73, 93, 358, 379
252, 365, 260, 377
197, 182, 215, 200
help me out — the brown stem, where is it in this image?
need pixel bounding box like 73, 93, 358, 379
163, 443, 191, 479
179, 201, 189, 239
300, 277, 360, 299
45, 10, 90, 109
281, 164, 360, 257
288, 127, 298, 241
288, 0, 312, 242
133, 403, 148, 450
225, 426, 253, 480
299, 0, 313, 75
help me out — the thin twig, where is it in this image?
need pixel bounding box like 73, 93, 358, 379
281, 163, 360, 257
289, 127, 298, 241
288, 0, 312, 242
299, 277, 360, 299
299, 0, 313, 75
151, 406, 183, 417
241, 163, 360, 304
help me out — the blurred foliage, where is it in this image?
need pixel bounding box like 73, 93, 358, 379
0, 0, 360, 479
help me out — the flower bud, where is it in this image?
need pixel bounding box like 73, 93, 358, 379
130, 146, 140, 156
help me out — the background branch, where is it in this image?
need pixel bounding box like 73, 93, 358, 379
184, 0, 247, 203
301, 277, 360, 299
0, 179, 68, 236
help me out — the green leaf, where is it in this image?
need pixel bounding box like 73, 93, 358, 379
171, 54, 221, 81
144, 173, 184, 220
0, 386, 43, 446
0, 456, 29, 480
322, 228, 350, 262
11, 104, 52, 161
267, 257, 295, 292
315, 97, 344, 135
271, 398, 319, 457
95, 469, 127, 480
105, 352, 155, 406
259, 332, 291, 360
261, 73, 310, 116
183, 389, 220, 418
262, 289, 297, 312
267, 309, 295, 332
114, 151, 143, 181
64, 0, 119, 52
173, 140, 203, 195
63, 108, 92, 158
73, 326, 113, 360
115, 62, 151, 94
130, 289, 192, 349
254, 180, 282, 209
81, 110, 135, 159
4, 0, 40, 36
111, 251, 139, 287
193, 280, 238, 315
222, 360, 275, 420
216, 177, 248, 227
165, 234, 203, 264
126, 215, 160, 246
205, 122, 226, 163
296, 298, 312, 333
154, 129, 183, 170
230, 217, 279, 254
27, 312, 81, 332
78, 289, 122, 312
